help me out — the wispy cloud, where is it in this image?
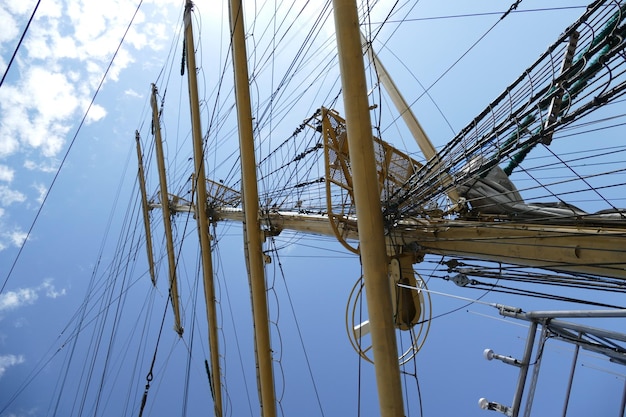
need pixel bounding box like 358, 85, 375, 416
0, 354, 25, 379
0, 185, 26, 206
23, 159, 59, 173
124, 88, 142, 98
0, 165, 14, 182
40, 278, 66, 299
0, 0, 181, 247
0, 279, 67, 312
32, 183, 47, 204
0, 287, 38, 312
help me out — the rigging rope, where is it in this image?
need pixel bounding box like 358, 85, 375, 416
383, 0, 626, 218
138, 296, 170, 417
268, 236, 327, 416
0, 0, 42, 88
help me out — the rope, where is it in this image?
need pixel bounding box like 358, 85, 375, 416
0, 0, 42, 88
138, 296, 170, 417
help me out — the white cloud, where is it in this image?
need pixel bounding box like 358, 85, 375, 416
32, 183, 47, 204
0, 7, 19, 44
0, 225, 27, 251
0, 69, 74, 158
124, 89, 142, 98
23, 159, 59, 173
0, 279, 67, 311
4, 0, 38, 16
108, 47, 134, 82
85, 103, 107, 124
0, 288, 38, 312
9, 230, 27, 247
37, 0, 63, 20
0, 185, 26, 205
0, 0, 177, 163
41, 279, 66, 299
0, 354, 25, 379
0, 165, 15, 182
0, 0, 181, 243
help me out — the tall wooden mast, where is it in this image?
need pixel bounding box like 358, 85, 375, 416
183, 2, 223, 415
332, 1, 405, 416
135, 131, 157, 286
228, 1, 277, 416
150, 84, 184, 337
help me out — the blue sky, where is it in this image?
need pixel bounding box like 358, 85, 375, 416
1, 1, 625, 416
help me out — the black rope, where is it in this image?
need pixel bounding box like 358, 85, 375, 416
181, 38, 186, 76
501, 0, 524, 20
138, 296, 170, 417
0, 0, 42, 88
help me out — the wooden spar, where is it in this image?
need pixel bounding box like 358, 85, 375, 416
228, 0, 277, 416
332, 1, 405, 416
183, 2, 223, 415
135, 131, 157, 286
360, 35, 460, 203
210, 208, 626, 281
150, 84, 184, 336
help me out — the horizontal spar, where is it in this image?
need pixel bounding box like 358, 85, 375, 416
213, 208, 626, 280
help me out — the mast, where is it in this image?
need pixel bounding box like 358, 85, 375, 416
135, 131, 157, 286
361, 37, 460, 203
183, 2, 223, 415
228, 1, 277, 416
150, 84, 184, 336
332, 1, 405, 416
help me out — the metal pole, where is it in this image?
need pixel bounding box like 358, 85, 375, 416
526, 310, 626, 319
561, 334, 580, 417
332, 1, 405, 416
618, 379, 626, 417
511, 321, 538, 417
523, 325, 548, 417
228, 1, 277, 416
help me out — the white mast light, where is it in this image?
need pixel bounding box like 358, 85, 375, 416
483, 348, 522, 367
478, 398, 513, 416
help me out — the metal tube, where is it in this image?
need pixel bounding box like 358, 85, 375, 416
561, 334, 580, 417
332, 1, 405, 416
618, 379, 626, 417
547, 319, 626, 343
526, 310, 626, 319
511, 321, 538, 417
523, 325, 549, 417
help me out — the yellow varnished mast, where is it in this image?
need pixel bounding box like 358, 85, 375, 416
135, 131, 157, 286
150, 84, 184, 337
183, 2, 223, 415
332, 1, 405, 416
228, 0, 277, 416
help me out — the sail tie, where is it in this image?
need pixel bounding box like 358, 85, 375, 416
501, 0, 523, 20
